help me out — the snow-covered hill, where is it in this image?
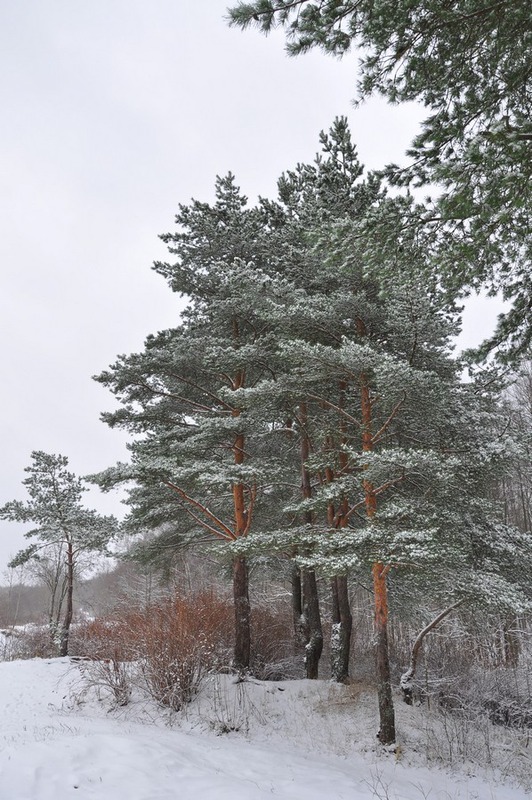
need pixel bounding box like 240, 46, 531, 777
0, 658, 529, 800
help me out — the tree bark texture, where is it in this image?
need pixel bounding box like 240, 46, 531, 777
230, 355, 252, 670
330, 575, 352, 683
359, 349, 396, 744
373, 561, 395, 744
291, 562, 323, 675
299, 402, 323, 678
302, 568, 323, 679
232, 555, 251, 671
291, 563, 306, 648
59, 540, 74, 657
328, 384, 354, 682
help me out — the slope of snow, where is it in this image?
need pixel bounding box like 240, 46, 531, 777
0, 658, 529, 800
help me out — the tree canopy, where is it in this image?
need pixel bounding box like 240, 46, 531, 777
228, 0, 532, 361
94, 121, 532, 741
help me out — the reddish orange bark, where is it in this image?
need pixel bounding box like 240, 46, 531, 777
230, 358, 251, 669
358, 318, 396, 744
166, 337, 253, 669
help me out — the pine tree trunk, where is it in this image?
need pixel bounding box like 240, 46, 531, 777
230, 355, 252, 671
291, 563, 307, 648
298, 401, 323, 678
358, 341, 396, 744
330, 575, 352, 683
233, 555, 251, 671
302, 568, 323, 679
291, 562, 323, 675
373, 561, 395, 744
59, 541, 74, 658
326, 383, 354, 684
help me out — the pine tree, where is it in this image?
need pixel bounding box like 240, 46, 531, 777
0, 452, 116, 655
258, 118, 384, 681
94, 176, 294, 670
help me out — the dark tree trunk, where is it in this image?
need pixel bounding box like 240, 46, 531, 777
325, 383, 354, 684
297, 402, 323, 678
302, 568, 323, 679
291, 563, 307, 648
233, 555, 251, 671
330, 575, 352, 683
373, 562, 395, 745
291, 562, 323, 676
59, 541, 74, 657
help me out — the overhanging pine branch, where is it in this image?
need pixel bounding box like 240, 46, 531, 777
164, 481, 236, 540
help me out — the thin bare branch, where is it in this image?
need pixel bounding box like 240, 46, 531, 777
164, 481, 236, 540
372, 392, 406, 445
167, 372, 236, 412
178, 502, 235, 542
306, 393, 362, 426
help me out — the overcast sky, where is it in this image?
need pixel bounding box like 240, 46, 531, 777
0, 0, 503, 577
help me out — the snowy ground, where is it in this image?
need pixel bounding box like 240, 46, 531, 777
0, 657, 530, 800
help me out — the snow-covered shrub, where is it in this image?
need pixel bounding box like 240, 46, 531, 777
70, 617, 126, 660
68, 619, 135, 707
135, 592, 233, 710
75, 651, 133, 707
456, 662, 532, 731
0, 628, 21, 661
205, 673, 253, 734
74, 591, 234, 710
0, 624, 56, 661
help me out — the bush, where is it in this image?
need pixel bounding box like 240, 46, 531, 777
72, 591, 234, 710
0, 625, 57, 661
134, 593, 233, 710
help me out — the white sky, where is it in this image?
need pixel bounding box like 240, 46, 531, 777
0, 0, 502, 575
